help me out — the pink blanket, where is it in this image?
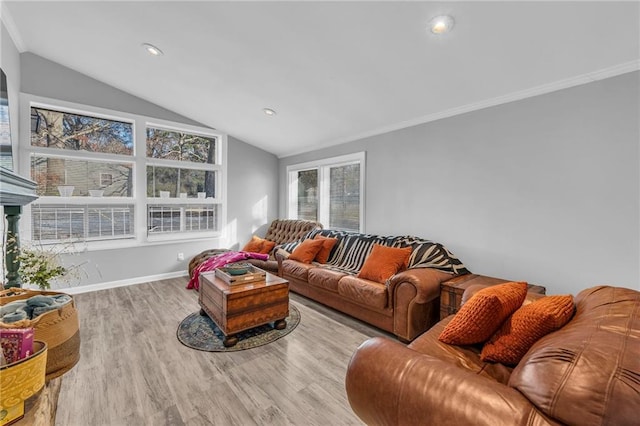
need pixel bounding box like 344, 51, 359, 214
187, 251, 269, 290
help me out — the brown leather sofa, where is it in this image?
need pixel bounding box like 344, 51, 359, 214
188, 219, 322, 276
345, 285, 639, 426
276, 229, 469, 342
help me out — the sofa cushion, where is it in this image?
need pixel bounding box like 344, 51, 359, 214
508, 286, 640, 426
286, 229, 469, 276
439, 282, 528, 345
242, 235, 266, 253
408, 317, 514, 385
480, 295, 575, 365
260, 239, 276, 254
357, 244, 412, 284
307, 268, 347, 293
314, 235, 338, 264
289, 238, 325, 263
282, 260, 316, 281
242, 236, 276, 254
337, 275, 387, 310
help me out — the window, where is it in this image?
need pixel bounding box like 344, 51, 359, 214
145, 126, 221, 236
32, 204, 134, 242
147, 204, 217, 234
100, 173, 113, 187
28, 106, 135, 243
22, 95, 226, 247
287, 152, 365, 232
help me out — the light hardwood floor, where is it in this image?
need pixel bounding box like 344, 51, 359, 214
55, 277, 391, 426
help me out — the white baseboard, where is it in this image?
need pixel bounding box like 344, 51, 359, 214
57, 270, 189, 295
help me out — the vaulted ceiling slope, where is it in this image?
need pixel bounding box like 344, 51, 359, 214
3, 1, 639, 157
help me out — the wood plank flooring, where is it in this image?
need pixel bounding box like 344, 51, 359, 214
55, 277, 391, 426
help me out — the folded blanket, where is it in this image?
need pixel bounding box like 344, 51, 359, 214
187, 251, 269, 290
0, 294, 72, 323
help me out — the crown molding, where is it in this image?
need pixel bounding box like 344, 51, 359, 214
0, 2, 26, 53
280, 60, 640, 159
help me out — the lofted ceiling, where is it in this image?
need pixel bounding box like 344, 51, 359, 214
2, 1, 639, 158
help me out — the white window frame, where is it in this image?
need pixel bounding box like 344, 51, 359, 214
286, 152, 365, 232
19, 94, 227, 250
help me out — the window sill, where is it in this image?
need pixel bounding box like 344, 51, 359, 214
35, 232, 222, 252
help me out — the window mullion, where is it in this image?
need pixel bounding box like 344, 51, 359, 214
288, 172, 298, 219
319, 167, 331, 227
135, 120, 147, 243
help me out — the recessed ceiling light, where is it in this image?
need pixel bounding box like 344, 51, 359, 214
142, 43, 163, 56
263, 108, 277, 116
429, 15, 455, 35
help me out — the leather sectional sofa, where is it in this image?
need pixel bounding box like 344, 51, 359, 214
345, 285, 640, 426
189, 219, 322, 276
276, 229, 469, 342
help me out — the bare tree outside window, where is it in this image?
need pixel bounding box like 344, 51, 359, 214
146, 128, 216, 197
330, 164, 360, 231
297, 169, 318, 221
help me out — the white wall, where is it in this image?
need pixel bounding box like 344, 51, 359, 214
18, 54, 279, 287
279, 72, 640, 295
226, 135, 279, 251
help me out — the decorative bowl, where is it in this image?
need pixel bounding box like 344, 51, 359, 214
57, 185, 74, 197
89, 190, 104, 197
222, 263, 251, 275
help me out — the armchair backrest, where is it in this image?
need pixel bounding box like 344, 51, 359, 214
508, 285, 639, 425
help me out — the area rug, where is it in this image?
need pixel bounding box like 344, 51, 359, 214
176, 305, 300, 352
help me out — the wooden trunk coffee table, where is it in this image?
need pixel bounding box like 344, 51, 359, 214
198, 270, 290, 347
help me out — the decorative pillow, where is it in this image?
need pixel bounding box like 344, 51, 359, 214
259, 240, 276, 255
480, 295, 575, 365
357, 244, 412, 284
289, 238, 325, 264
242, 236, 266, 253
439, 282, 528, 345
314, 235, 338, 263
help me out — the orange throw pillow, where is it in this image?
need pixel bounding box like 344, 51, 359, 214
314, 235, 338, 263
439, 282, 528, 345
357, 244, 412, 284
260, 240, 276, 255
289, 239, 325, 264
242, 236, 265, 253
481, 295, 575, 365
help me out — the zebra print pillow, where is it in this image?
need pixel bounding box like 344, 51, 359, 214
278, 229, 469, 276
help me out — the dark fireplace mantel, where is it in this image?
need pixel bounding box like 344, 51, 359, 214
1, 167, 38, 288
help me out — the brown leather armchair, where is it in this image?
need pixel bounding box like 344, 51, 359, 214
345, 285, 639, 426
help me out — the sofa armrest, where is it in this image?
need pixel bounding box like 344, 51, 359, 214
387, 268, 452, 341
274, 248, 290, 277
346, 337, 558, 426
389, 268, 451, 303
